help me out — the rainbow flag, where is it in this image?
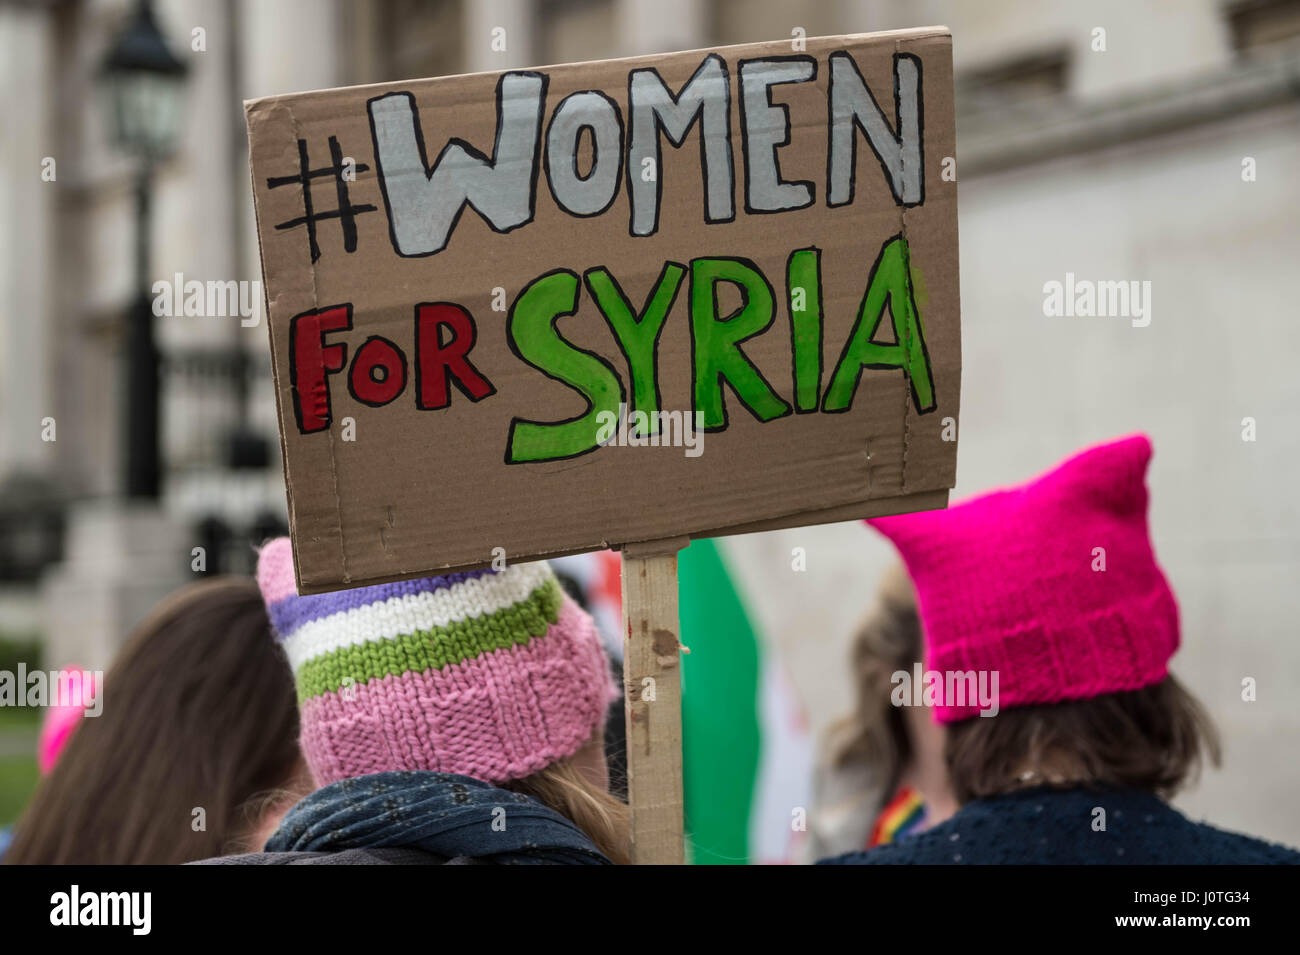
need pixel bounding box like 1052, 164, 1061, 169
869, 786, 926, 847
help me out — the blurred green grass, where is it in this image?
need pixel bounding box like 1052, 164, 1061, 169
0, 755, 39, 827
0, 706, 40, 827
0, 706, 40, 732
0, 635, 43, 830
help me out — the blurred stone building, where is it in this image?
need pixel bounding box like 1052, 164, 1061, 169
0, 0, 1297, 842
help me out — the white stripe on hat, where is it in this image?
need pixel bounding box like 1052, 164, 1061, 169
282, 562, 554, 671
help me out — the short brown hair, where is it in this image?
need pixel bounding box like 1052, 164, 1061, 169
945, 675, 1221, 803
828, 563, 922, 807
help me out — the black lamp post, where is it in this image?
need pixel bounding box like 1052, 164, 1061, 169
102, 0, 188, 499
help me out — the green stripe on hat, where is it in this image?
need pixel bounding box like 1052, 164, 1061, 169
293, 578, 563, 702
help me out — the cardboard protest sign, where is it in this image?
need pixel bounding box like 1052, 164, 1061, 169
246, 27, 961, 594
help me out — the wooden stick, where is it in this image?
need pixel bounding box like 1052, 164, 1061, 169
620, 537, 689, 865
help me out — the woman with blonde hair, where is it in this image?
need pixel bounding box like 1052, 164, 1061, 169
204, 538, 627, 865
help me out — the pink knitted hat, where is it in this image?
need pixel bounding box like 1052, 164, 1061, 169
257, 538, 618, 787
867, 434, 1179, 722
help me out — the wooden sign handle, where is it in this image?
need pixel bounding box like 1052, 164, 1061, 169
620, 537, 690, 865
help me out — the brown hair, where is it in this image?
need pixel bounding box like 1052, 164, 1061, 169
945, 675, 1222, 803
5, 577, 304, 864
508, 758, 631, 865
827, 563, 922, 808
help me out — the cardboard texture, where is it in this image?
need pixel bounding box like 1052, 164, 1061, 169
246, 27, 962, 593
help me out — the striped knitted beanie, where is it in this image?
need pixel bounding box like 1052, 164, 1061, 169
256, 538, 618, 787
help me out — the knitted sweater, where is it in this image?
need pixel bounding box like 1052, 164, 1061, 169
820, 787, 1300, 865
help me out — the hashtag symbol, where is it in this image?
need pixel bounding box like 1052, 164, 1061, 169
266, 136, 378, 263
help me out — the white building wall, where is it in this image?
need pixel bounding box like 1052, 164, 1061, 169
901, 0, 1233, 94
464, 0, 537, 72
953, 102, 1300, 843
0, 8, 55, 479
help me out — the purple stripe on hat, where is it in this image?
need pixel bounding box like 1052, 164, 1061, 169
267, 567, 497, 639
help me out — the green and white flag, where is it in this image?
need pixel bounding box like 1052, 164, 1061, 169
680, 538, 813, 865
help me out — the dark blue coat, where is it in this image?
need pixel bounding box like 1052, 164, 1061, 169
197, 771, 613, 865
820, 787, 1300, 865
